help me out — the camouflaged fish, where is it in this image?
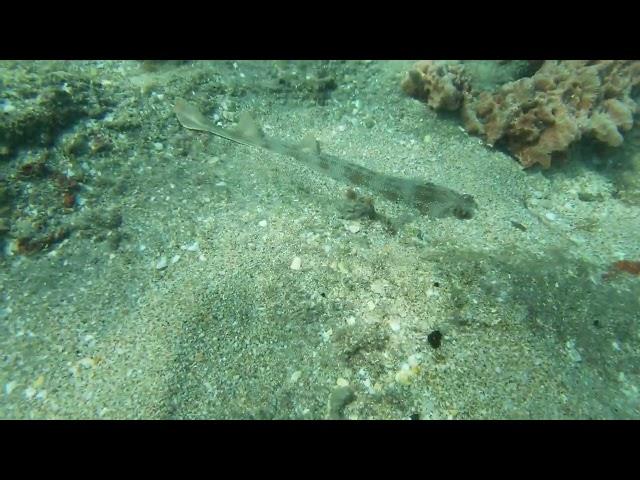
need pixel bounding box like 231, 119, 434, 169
174, 98, 477, 219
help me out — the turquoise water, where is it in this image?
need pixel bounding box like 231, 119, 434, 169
0, 60, 639, 419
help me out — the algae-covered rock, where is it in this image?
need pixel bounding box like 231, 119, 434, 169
0, 64, 115, 158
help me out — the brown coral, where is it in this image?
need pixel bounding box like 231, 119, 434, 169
404, 60, 640, 168
401, 61, 469, 111
602, 260, 640, 281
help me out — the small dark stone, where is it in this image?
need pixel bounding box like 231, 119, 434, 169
409, 413, 420, 420
427, 330, 442, 349
433, 281, 440, 287
593, 320, 601, 328
578, 192, 604, 202
510, 220, 527, 231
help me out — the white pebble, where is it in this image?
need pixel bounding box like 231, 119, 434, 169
24, 387, 36, 400
290, 371, 302, 383
258, 220, 268, 227
565, 340, 582, 363
545, 211, 557, 221
171, 254, 181, 264
78, 357, 95, 368
184, 242, 199, 252
346, 222, 361, 233
290, 256, 302, 270
408, 354, 422, 368
1, 100, 16, 113
4, 381, 17, 395
370, 279, 386, 295
321, 328, 333, 341
155, 256, 168, 270
153, 142, 163, 151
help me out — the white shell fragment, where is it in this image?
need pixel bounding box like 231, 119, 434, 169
290, 256, 302, 270
155, 256, 168, 270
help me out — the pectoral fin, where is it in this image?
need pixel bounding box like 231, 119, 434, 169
174, 98, 255, 148
175, 98, 215, 131
235, 112, 264, 143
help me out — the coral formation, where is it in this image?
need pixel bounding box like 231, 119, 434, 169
602, 260, 640, 281
403, 60, 640, 168
401, 60, 468, 111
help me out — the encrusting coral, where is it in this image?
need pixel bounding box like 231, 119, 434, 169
402, 60, 640, 168
401, 60, 469, 111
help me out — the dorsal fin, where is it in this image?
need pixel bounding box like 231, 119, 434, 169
300, 134, 321, 154
234, 112, 264, 142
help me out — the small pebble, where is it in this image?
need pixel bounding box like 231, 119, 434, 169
258, 220, 268, 227
0, 100, 16, 113
79, 357, 96, 368
184, 242, 199, 252
321, 328, 333, 342
565, 340, 582, 363
155, 256, 168, 270
336, 378, 349, 387
290, 256, 302, 270
395, 365, 412, 385
24, 387, 36, 400
408, 354, 421, 369
5, 381, 17, 395
370, 279, 386, 295
33, 375, 44, 388
346, 222, 361, 234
